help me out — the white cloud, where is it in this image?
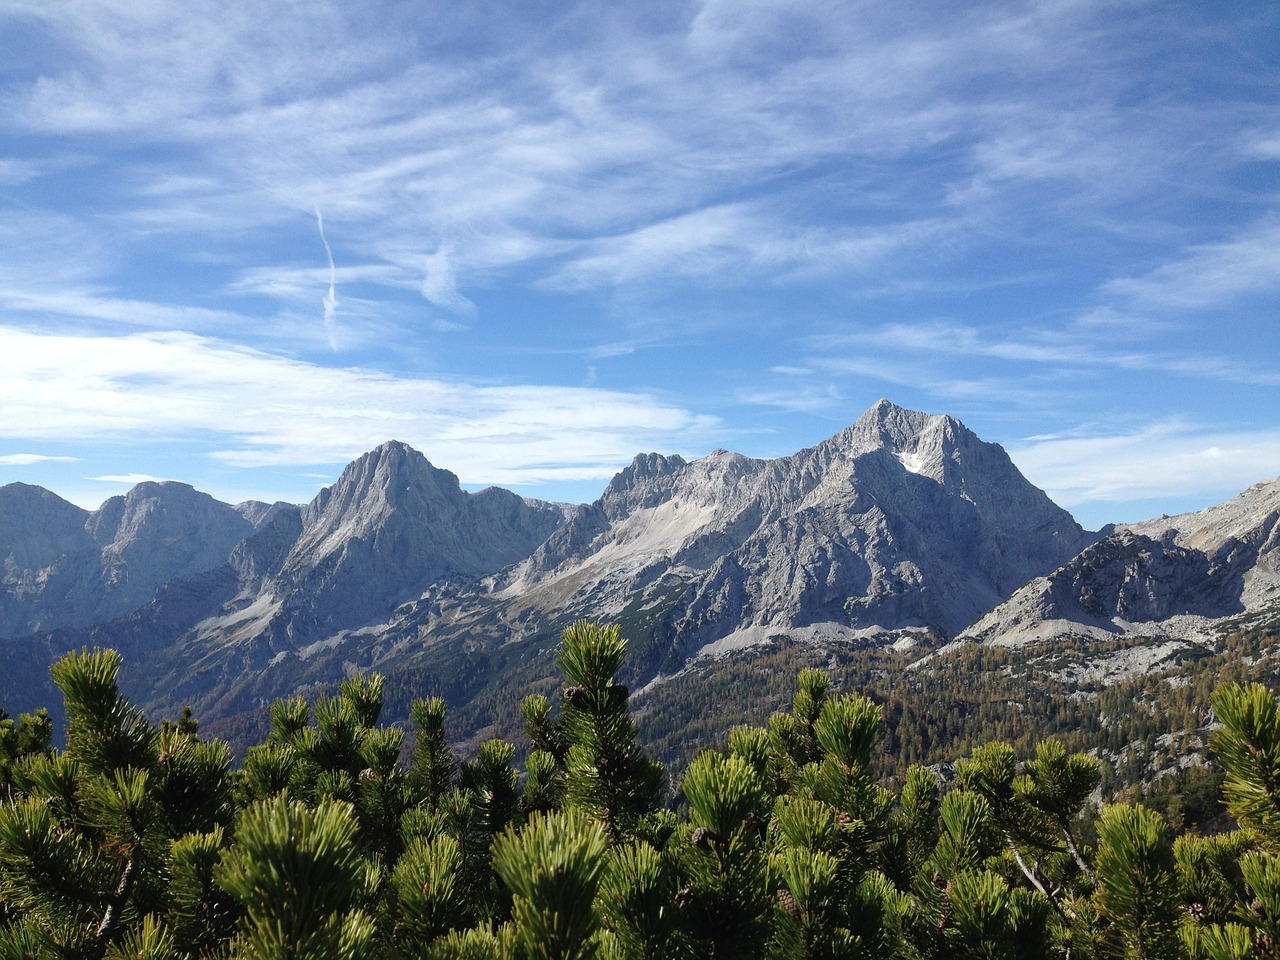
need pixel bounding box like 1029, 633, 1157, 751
584, 341, 640, 360
228, 263, 403, 301
0, 158, 44, 185
1104, 217, 1280, 309
1242, 131, 1280, 160
0, 287, 256, 335
806, 321, 1280, 390
0, 326, 718, 486
737, 383, 842, 413
421, 247, 475, 314
315, 207, 339, 334
5, 0, 1205, 308
1008, 421, 1280, 507
86, 473, 167, 484
0, 453, 80, 466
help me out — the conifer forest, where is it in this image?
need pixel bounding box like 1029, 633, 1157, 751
4, 621, 1280, 959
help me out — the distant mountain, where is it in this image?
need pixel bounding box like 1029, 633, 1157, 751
959, 476, 1280, 652
411, 400, 1096, 678
185, 440, 571, 651
0, 480, 254, 637
2, 403, 1274, 763
51, 400, 1086, 738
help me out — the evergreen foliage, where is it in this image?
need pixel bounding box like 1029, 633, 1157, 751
4, 629, 1280, 958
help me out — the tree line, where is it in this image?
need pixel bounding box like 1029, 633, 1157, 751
2, 620, 1280, 958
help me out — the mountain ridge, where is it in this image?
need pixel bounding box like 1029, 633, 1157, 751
1, 401, 1276, 758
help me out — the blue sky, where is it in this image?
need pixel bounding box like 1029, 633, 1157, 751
1, 0, 1277, 531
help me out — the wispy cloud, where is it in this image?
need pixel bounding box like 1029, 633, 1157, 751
737, 383, 842, 413
421, 247, 475, 314
8, 0, 1227, 308
806, 320, 1280, 391
86, 473, 168, 484
0, 158, 45, 185
315, 206, 340, 349
0, 325, 719, 486
0, 453, 80, 466
0, 288, 258, 335
1009, 420, 1280, 508
1103, 216, 1280, 309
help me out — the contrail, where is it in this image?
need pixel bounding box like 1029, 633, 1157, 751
315, 206, 338, 349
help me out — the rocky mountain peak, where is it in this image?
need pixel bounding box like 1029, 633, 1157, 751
85, 480, 255, 617
600, 452, 689, 519
959, 476, 1280, 648
828, 400, 973, 465
264, 440, 568, 636
0, 483, 91, 569
0, 479, 255, 638
297, 441, 463, 547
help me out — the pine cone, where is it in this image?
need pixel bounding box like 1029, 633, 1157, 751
596, 750, 625, 782
562, 685, 589, 709
777, 888, 800, 918
692, 826, 723, 849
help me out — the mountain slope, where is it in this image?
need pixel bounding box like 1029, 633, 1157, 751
405, 400, 1096, 673
204, 440, 570, 645
0, 480, 254, 637
958, 476, 1280, 656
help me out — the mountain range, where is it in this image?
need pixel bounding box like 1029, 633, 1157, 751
2, 400, 1277, 756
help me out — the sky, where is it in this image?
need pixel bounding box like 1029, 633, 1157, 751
1, 0, 1278, 532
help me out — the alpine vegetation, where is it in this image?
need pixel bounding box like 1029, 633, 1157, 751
3, 621, 1280, 959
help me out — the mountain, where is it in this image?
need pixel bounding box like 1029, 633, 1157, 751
0, 480, 256, 637
958, 476, 1280, 653
48, 400, 1086, 742
404, 400, 1096, 677
183, 440, 571, 651
4, 402, 1274, 769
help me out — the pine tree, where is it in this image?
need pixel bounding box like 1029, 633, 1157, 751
556, 621, 664, 843
214, 795, 376, 960
491, 808, 609, 960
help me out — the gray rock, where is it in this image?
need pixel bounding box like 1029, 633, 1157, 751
0, 480, 254, 636
458, 400, 1095, 667
959, 476, 1280, 648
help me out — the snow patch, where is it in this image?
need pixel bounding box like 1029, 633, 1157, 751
895, 450, 925, 475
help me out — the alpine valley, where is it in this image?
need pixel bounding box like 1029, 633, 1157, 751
3, 401, 1278, 794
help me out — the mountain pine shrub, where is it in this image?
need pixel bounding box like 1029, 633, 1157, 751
5, 633, 1280, 958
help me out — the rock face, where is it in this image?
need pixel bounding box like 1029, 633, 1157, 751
960, 476, 1280, 646
0, 441, 568, 648
204, 440, 569, 645
452, 400, 1094, 671
6, 403, 1274, 743
0, 480, 254, 637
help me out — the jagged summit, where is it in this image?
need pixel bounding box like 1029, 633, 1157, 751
850, 398, 938, 444
296, 440, 465, 558
482, 401, 1093, 663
